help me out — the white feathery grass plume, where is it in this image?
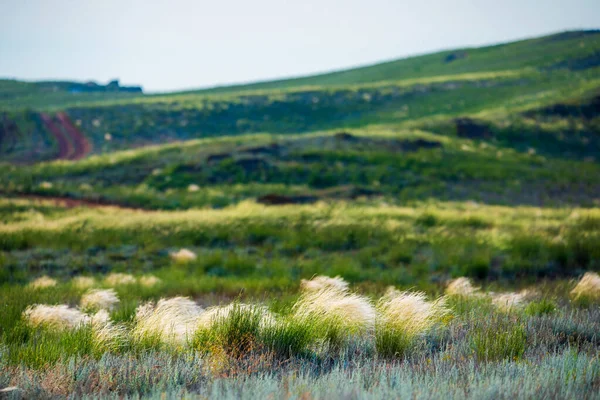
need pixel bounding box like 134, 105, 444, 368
23, 304, 90, 330
293, 278, 375, 340
491, 292, 526, 312
139, 275, 162, 287
104, 273, 137, 286
81, 289, 120, 311
300, 275, 349, 293
28, 276, 58, 290
72, 276, 96, 289
445, 277, 481, 297
170, 248, 197, 263
571, 272, 600, 302
198, 303, 276, 330
90, 310, 127, 350
188, 184, 200, 192
133, 297, 204, 345
377, 289, 449, 338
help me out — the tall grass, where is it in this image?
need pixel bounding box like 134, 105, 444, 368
375, 289, 448, 358
571, 272, 600, 306
132, 297, 203, 346
292, 276, 375, 351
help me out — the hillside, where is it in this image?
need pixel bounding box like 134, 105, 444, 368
0, 30, 599, 209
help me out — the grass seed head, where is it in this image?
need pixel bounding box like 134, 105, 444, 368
81, 289, 120, 311
445, 277, 480, 297
170, 248, 197, 263
491, 292, 526, 312
139, 275, 162, 287
28, 276, 58, 290
23, 304, 90, 330
104, 273, 137, 286
71, 276, 96, 289
570, 272, 600, 305
377, 288, 449, 336
300, 275, 349, 293
294, 280, 375, 344
133, 297, 204, 345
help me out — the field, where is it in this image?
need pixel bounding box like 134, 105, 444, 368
0, 30, 600, 399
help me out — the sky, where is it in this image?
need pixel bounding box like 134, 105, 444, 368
1, 0, 599, 92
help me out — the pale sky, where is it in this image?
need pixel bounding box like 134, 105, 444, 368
1, 0, 599, 92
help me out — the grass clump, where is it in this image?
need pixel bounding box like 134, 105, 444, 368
524, 298, 557, 316
133, 297, 203, 347
24, 304, 90, 330
71, 276, 96, 289
198, 303, 271, 357
375, 289, 448, 358
104, 273, 137, 286
491, 292, 527, 313
27, 276, 58, 290
80, 289, 120, 312
445, 277, 481, 297
170, 248, 197, 263
471, 317, 527, 361
293, 275, 375, 351
570, 272, 600, 307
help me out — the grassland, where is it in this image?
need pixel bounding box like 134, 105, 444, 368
1, 30, 600, 399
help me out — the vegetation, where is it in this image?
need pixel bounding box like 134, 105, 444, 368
0, 30, 599, 398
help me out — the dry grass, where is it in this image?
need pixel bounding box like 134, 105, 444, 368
80, 289, 120, 311
376, 289, 448, 357
293, 276, 375, 343
491, 292, 527, 312
71, 276, 96, 289
28, 276, 58, 290
570, 272, 600, 304
104, 273, 136, 286
23, 305, 90, 330
133, 297, 204, 345
377, 289, 449, 337
170, 248, 197, 263
90, 310, 127, 350
300, 275, 349, 292
139, 275, 162, 287
445, 277, 480, 297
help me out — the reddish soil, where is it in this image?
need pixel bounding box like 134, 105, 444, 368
40, 112, 92, 161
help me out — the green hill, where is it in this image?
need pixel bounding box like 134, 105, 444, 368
0, 30, 599, 208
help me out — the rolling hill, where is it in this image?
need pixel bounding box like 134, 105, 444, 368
0, 30, 599, 209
